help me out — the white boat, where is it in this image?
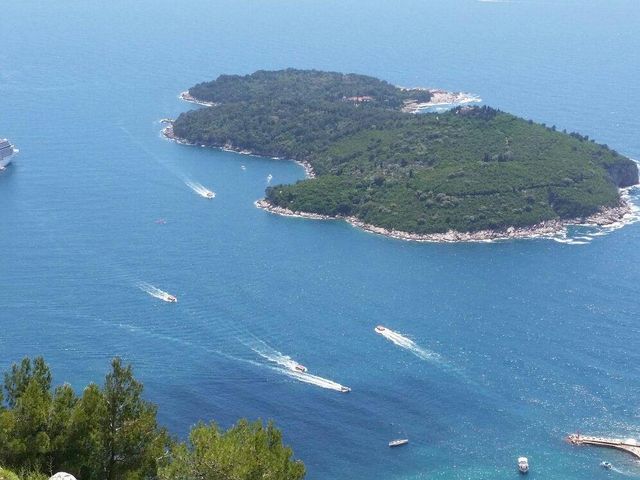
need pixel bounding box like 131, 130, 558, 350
388, 439, 409, 448
600, 461, 612, 470
293, 364, 307, 373
0, 138, 18, 170
164, 294, 178, 303
204, 190, 215, 199
267, 174, 273, 183
374, 325, 386, 334
517, 457, 529, 474
340, 386, 351, 393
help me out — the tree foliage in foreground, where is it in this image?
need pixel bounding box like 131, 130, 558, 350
159, 420, 305, 480
0, 358, 304, 480
173, 69, 638, 234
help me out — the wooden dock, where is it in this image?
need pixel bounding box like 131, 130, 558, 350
568, 434, 640, 459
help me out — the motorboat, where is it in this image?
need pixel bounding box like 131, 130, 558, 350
517, 457, 529, 474
600, 461, 612, 470
205, 191, 215, 199
340, 386, 351, 393
374, 325, 386, 334
164, 294, 177, 303
388, 439, 409, 448
293, 364, 307, 373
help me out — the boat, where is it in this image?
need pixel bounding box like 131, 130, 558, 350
205, 191, 215, 199
164, 294, 177, 303
600, 461, 612, 470
388, 439, 409, 448
267, 174, 273, 183
374, 325, 386, 334
517, 457, 529, 474
0, 138, 18, 170
293, 364, 307, 373
340, 386, 351, 393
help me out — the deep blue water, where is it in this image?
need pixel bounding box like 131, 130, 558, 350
2, 1, 640, 478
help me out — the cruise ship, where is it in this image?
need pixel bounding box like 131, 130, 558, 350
0, 139, 18, 169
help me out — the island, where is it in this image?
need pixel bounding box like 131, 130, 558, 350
166, 69, 638, 241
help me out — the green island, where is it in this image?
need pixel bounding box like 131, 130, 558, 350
170, 69, 638, 240
0, 357, 304, 480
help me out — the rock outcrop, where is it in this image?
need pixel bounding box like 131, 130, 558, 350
606, 159, 639, 188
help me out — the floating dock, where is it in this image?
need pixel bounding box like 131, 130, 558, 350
568, 434, 640, 459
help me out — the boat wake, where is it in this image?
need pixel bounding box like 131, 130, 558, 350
375, 326, 441, 362
247, 339, 350, 393
137, 282, 177, 303
184, 179, 215, 199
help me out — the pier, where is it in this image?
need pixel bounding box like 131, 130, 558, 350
568, 434, 640, 459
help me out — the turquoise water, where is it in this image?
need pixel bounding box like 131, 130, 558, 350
2, 1, 640, 478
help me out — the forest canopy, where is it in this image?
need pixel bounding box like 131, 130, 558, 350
173, 69, 638, 234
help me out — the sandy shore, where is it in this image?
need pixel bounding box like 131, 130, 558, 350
255, 197, 636, 243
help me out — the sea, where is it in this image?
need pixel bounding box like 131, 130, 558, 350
1, 1, 640, 478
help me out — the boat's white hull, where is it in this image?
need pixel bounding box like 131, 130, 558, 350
0, 157, 11, 169
0, 150, 17, 169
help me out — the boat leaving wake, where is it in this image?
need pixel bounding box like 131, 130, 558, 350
137, 282, 177, 303
184, 179, 215, 199
374, 326, 441, 361
248, 339, 351, 393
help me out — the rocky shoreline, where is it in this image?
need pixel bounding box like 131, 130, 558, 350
161, 121, 316, 179
255, 198, 636, 243
169, 90, 637, 243
402, 89, 482, 113
179, 91, 218, 107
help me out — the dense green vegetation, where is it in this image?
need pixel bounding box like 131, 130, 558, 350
174, 69, 638, 234
0, 358, 304, 480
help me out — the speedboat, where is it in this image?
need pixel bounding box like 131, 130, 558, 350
164, 294, 177, 303
374, 325, 386, 334
340, 386, 351, 393
267, 174, 273, 183
388, 439, 409, 448
205, 191, 215, 199
293, 364, 307, 373
517, 457, 529, 474
600, 461, 612, 470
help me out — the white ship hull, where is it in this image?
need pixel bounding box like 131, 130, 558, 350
0, 152, 15, 169
0, 139, 17, 169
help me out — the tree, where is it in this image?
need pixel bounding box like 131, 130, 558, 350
66, 383, 107, 480
101, 358, 168, 480
159, 420, 305, 480
4, 357, 51, 408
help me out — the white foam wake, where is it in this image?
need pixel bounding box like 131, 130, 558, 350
184, 179, 215, 199
137, 282, 176, 302
375, 326, 441, 361
248, 339, 350, 392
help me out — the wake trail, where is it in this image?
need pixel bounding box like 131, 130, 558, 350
375, 326, 442, 362
137, 281, 177, 302
246, 338, 350, 393
118, 126, 215, 199
183, 178, 215, 199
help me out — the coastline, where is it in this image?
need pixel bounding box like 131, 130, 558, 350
402, 89, 482, 113
161, 121, 316, 179
169, 90, 637, 244
178, 90, 218, 107
255, 197, 637, 244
